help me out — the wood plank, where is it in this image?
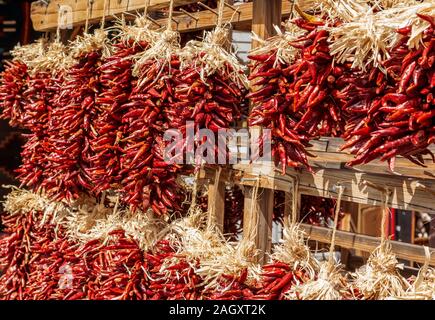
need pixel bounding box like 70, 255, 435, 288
208, 171, 226, 232
300, 223, 435, 266
240, 0, 282, 266
31, 0, 201, 31
31, 0, 297, 33
307, 137, 435, 180
231, 164, 435, 213
251, 0, 282, 47
243, 186, 274, 264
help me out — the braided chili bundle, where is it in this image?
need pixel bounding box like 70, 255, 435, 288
171, 27, 248, 166
341, 14, 434, 169
0, 40, 49, 127
90, 40, 149, 195
248, 18, 344, 174
23, 233, 88, 300
120, 30, 184, 215
119, 69, 183, 214
0, 209, 57, 300
44, 31, 107, 201
223, 185, 244, 241
16, 43, 70, 193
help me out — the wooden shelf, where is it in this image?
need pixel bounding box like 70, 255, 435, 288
30, 0, 200, 32
300, 223, 435, 266
199, 136, 435, 214
30, 0, 297, 33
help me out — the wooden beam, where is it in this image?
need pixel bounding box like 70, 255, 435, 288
251, 0, 282, 47
208, 172, 226, 232
243, 186, 274, 264
240, 0, 282, 266
307, 137, 435, 180
300, 223, 435, 266
30, 0, 200, 31
31, 0, 297, 33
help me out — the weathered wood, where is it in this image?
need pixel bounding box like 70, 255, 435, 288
307, 137, 435, 180
233, 164, 435, 213
243, 186, 274, 264
31, 0, 200, 31
199, 165, 435, 213
208, 173, 226, 232
300, 223, 435, 266
31, 0, 297, 33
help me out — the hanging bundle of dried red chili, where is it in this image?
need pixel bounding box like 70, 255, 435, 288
300, 195, 345, 228
89, 39, 149, 195
248, 18, 344, 174
223, 185, 244, 241
146, 244, 203, 300
43, 33, 107, 201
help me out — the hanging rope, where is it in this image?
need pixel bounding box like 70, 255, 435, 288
414, 246, 431, 291
144, 0, 150, 15
380, 187, 391, 245
167, 0, 174, 31
85, 0, 91, 33
217, 0, 226, 28
328, 185, 345, 267
101, 0, 109, 30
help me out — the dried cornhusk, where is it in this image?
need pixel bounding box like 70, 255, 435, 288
159, 206, 262, 291
159, 177, 261, 291
111, 14, 160, 47
326, 2, 435, 71
390, 269, 435, 300
9, 39, 47, 75
286, 261, 348, 300
296, 0, 371, 22
1, 186, 166, 251
250, 24, 304, 67
30, 40, 75, 76
272, 219, 319, 279
350, 241, 411, 300
1, 185, 69, 228
374, 0, 422, 10
390, 247, 435, 300
59, 194, 167, 251
179, 26, 249, 89
132, 29, 180, 78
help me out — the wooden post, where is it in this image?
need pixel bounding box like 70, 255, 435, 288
251, 0, 282, 48
243, 187, 274, 264
242, 0, 282, 265
208, 173, 226, 232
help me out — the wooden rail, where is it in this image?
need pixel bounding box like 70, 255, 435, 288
301, 223, 435, 266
